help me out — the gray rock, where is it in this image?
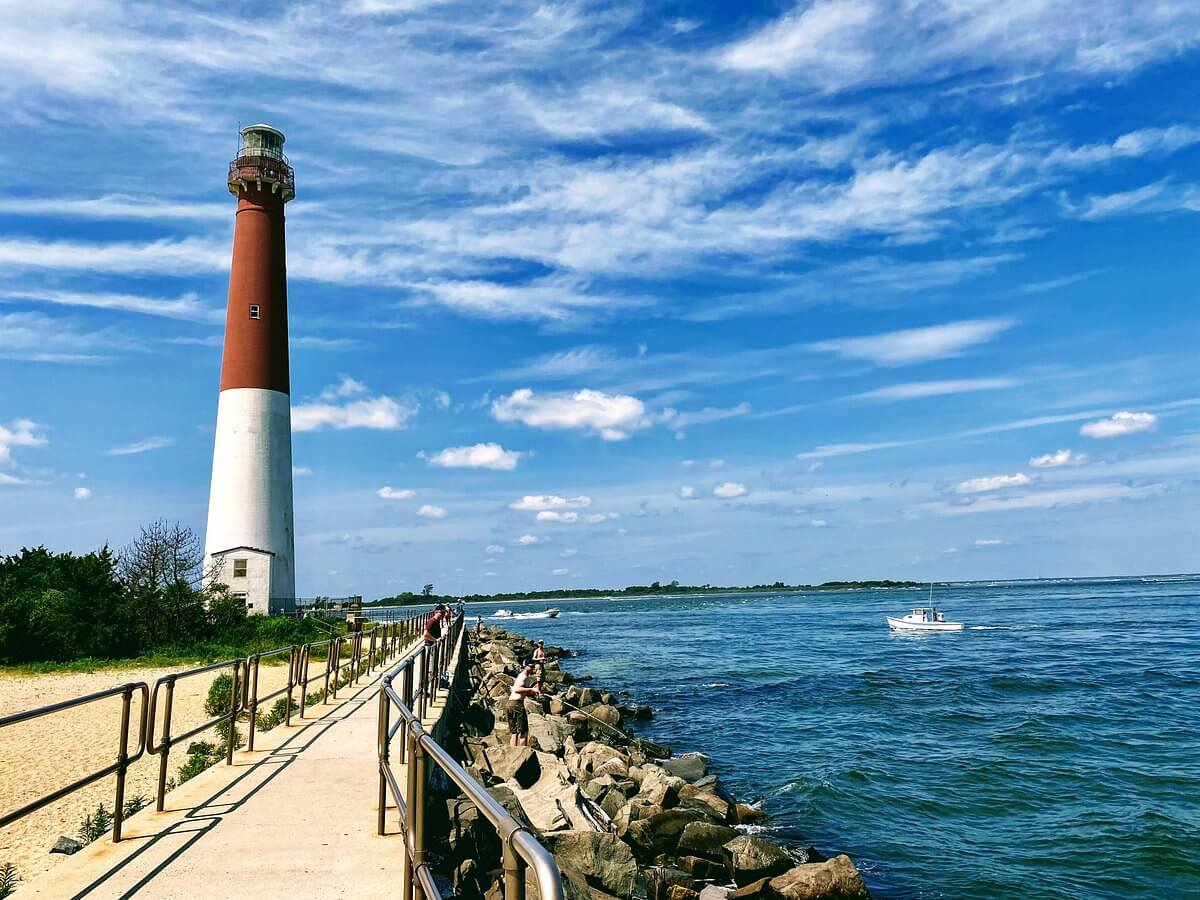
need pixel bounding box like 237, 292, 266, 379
51, 835, 84, 855
734, 803, 768, 825
676, 855, 730, 882
676, 821, 739, 862
625, 807, 703, 860
663, 753, 709, 783
723, 835, 794, 887
679, 786, 731, 822
698, 886, 731, 900
551, 831, 638, 897
484, 745, 542, 788
645, 867, 694, 900
768, 855, 871, 899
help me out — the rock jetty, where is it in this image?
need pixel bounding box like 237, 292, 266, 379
430, 626, 872, 900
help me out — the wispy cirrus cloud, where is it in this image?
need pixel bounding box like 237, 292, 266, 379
851, 377, 1017, 401
809, 319, 1015, 366
108, 436, 173, 456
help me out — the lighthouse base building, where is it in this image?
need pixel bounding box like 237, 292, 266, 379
203, 124, 297, 615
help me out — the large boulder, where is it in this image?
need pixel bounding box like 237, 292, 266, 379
638, 766, 685, 808
644, 867, 694, 900
551, 831, 638, 897
612, 798, 660, 837
577, 742, 630, 779
663, 753, 709, 783
679, 785, 731, 822
677, 855, 730, 882
698, 887, 730, 900
768, 856, 871, 899
582, 703, 621, 728
625, 808, 704, 860
676, 821, 739, 862
528, 711, 575, 754
484, 745, 541, 788
728, 879, 776, 900
735, 803, 768, 825
723, 835, 794, 887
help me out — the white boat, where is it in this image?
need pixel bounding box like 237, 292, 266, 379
545, 608, 560, 618
887, 583, 964, 632
494, 609, 514, 618
887, 607, 965, 632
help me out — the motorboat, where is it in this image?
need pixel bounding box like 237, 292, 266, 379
545, 608, 560, 618
887, 607, 965, 632
887, 583, 964, 632
494, 609, 514, 618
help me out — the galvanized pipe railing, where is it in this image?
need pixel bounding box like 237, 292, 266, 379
0, 682, 148, 841
377, 614, 564, 900
0, 608, 432, 842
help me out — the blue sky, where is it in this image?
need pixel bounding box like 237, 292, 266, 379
1, 0, 1199, 597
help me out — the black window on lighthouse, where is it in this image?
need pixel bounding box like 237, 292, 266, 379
249, 304, 261, 320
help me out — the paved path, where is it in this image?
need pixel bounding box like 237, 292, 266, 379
23, 643, 455, 899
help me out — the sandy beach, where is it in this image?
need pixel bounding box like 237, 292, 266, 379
0, 660, 296, 883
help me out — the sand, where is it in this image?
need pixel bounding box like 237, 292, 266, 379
0, 659, 298, 883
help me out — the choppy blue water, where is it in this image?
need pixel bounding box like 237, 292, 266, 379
470, 578, 1200, 899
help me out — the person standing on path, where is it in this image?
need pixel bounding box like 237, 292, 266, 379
424, 604, 445, 646
507, 661, 541, 746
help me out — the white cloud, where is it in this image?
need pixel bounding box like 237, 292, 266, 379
938, 483, 1165, 515
1080, 411, 1157, 438
293, 465, 313, 476
955, 473, 1031, 494
0, 419, 46, 466
73, 486, 92, 500
0, 311, 123, 363
552, 568, 569, 576
294, 379, 416, 432
517, 534, 540, 545
537, 510, 578, 522
679, 485, 696, 499
0, 288, 221, 322
1030, 449, 1087, 468
809, 318, 1014, 366
486, 544, 505, 555
709, 459, 725, 468
975, 539, 1004, 546
584, 513, 619, 523
661, 402, 751, 429
417, 504, 447, 518
435, 391, 451, 410
108, 436, 173, 456
810, 518, 828, 527
853, 377, 1017, 401
717, 0, 1200, 88
713, 481, 748, 498
378, 486, 416, 500
492, 388, 649, 440
510, 495, 592, 512
560, 548, 578, 558
421, 442, 524, 470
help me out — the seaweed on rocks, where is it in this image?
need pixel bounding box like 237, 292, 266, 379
429, 626, 872, 900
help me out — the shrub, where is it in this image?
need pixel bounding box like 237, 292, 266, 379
77, 804, 114, 843
0, 864, 19, 899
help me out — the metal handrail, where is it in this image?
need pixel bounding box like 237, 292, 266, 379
377, 614, 564, 900
0, 681, 148, 841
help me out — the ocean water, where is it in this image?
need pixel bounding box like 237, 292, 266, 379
471, 578, 1200, 899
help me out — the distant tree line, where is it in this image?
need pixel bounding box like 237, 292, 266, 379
367, 578, 922, 606
0, 521, 331, 666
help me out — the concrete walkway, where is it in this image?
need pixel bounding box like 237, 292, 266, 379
23, 641, 457, 899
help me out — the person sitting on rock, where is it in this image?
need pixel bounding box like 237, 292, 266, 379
507, 660, 541, 747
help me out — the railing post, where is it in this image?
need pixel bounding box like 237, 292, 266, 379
410, 726, 428, 900
327, 640, 338, 701
156, 676, 176, 811
503, 838, 527, 900
247, 655, 261, 752
377, 677, 390, 836
298, 645, 309, 720
399, 664, 412, 764
285, 646, 296, 727
112, 684, 133, 842
226, 663, 240, 766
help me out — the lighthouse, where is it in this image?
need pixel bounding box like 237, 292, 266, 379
203, 125, 296, 615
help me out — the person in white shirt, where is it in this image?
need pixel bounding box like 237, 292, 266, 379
506, 661, 541, 747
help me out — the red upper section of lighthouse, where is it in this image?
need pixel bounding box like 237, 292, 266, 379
220, 127, 292, 395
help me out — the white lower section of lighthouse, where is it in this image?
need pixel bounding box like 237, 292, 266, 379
203, 388, 296, 615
